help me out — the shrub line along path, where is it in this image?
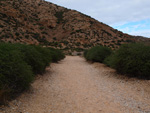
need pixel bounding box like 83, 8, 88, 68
1, 56, 150, 113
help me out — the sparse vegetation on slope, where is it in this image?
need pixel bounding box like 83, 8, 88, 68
0, 42, 65, 104
0, 0, 149, 50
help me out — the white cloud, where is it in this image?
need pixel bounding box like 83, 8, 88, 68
48, 0, 150, 37
129, 30, 150, 37
49, 0, 150, 24
114, 22, 150, 37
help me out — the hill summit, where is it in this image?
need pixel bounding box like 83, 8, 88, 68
0, 0, 149, 49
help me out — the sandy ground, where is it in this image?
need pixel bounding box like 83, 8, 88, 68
0, 56, 150, 113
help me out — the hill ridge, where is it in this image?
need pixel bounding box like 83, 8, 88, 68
0, 0, 149, 49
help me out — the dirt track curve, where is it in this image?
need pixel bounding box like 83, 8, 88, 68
1, 56, 150, 113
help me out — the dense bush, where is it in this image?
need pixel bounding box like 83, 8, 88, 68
84, 46, 112, 63
0, 45, 34, 104
0, 50, 33, 92
104, 43, 150, 79
14, 44, 48, 74
48, 48, 65, 62
83, 49, 88, 58
33, 46, 52, 72
0, 43, 65, 104
55, 11, 64, 24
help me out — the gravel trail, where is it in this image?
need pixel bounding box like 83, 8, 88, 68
1, 56, 150, 113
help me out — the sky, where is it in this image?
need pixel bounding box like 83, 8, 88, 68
47, 0, 150, 37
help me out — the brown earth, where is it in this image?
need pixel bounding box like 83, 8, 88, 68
1, 0, 150, 49
1, 56, 150, 113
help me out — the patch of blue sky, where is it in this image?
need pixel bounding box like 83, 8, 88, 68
112, 19, 150, 37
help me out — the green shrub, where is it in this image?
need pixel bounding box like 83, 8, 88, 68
105, 43, 150, 79
0, 47, 33, 104
103, 53, 116, 67
0, 42, 65, 104
48, 48, 65, 62
13, 44, 47, 74
55, 11, 64, 24
84, 49, 88, 57
85, 46, 112, 63
33, 46, 52, 68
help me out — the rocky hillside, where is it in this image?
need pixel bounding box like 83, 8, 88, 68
0, 0, 149, 49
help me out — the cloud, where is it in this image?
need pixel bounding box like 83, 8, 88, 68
129, 30, 150, 37
113, 19, 150, 37
48, 0, 150, 37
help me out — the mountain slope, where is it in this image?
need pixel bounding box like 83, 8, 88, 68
0, 0, 149, 49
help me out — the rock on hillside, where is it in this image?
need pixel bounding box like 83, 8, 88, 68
0, 0, 150, 49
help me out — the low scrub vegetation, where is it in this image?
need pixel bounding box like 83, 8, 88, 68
84, 46, 112, 63
0, 43, 65, 104
104, 43, 150, 79
85, 43, 150, 79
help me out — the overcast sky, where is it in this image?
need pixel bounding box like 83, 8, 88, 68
47, 0, 150, 37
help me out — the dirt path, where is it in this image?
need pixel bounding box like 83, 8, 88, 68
1, 56, 150, 113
